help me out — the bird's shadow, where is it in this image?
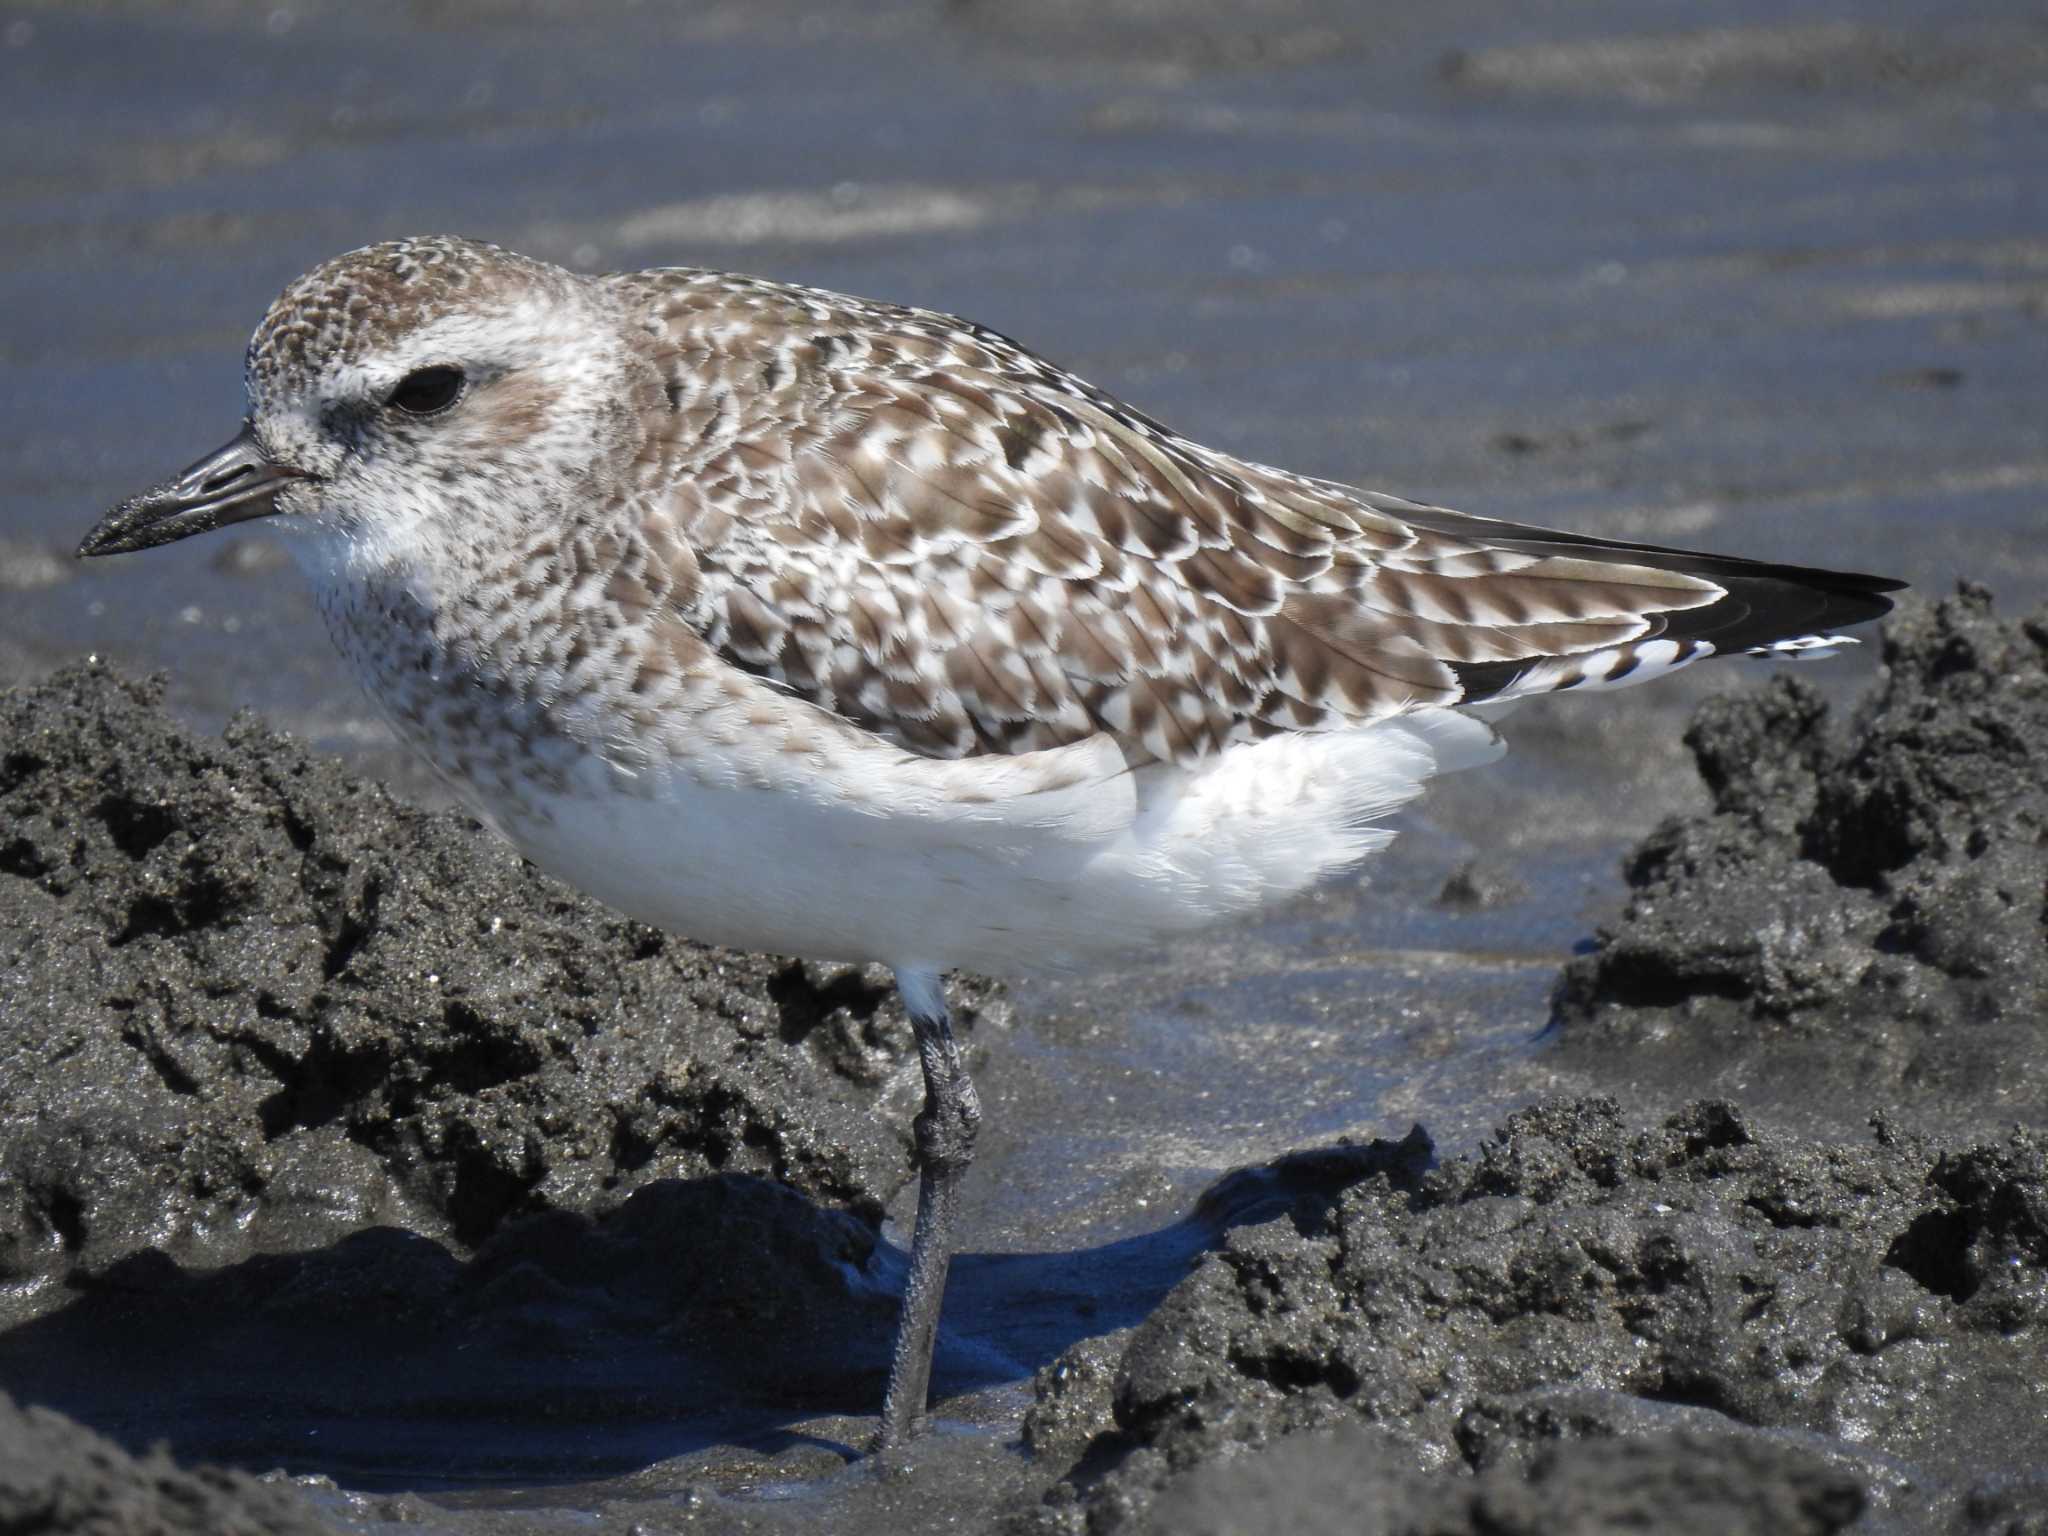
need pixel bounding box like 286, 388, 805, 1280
0, 1129, 1431, 1489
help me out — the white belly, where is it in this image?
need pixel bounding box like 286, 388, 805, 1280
469, 706, 1504, 977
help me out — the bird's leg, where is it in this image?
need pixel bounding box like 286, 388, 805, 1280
876, 967, 980, 1452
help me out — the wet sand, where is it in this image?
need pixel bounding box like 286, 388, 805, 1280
2, 1, 2045, 1532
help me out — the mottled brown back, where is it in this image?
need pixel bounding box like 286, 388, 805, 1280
594, 264, 1894, 766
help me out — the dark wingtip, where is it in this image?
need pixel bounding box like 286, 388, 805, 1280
1790, 566, 1909, 630
1786, 566, 1909, 597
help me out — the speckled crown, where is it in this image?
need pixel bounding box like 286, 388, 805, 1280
245, 235, 559, 394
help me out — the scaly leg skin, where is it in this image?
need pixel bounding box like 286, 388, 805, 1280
876, 968, 981, 1454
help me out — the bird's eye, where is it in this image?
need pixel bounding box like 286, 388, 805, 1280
386, 366, 466, 417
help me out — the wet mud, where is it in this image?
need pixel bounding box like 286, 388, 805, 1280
0, 664, 1009, 1492
0, 1386, 332, 1536
1553, 584, 2048, 1132
1019, 1099, 2047, 1534
0, 663, 1018, 1291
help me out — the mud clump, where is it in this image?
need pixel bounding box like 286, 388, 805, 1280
0, 662, 1007, 1313
0, 1387, 332, 1535
1550, 583, 2048, 1123
1018, 1098, 2048, 1534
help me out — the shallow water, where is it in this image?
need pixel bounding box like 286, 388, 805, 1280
3, 1, 2045, 1530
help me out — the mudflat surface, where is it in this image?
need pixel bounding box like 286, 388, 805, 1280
2, 1, 2045, 1533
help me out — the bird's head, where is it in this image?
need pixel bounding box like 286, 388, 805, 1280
79, 236, 645, 573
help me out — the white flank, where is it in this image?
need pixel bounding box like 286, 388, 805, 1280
491, 708, 1503, 978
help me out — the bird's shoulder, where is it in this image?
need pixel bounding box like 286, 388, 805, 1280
609, 261, 1405, 551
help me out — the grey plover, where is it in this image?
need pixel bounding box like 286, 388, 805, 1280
79, 236, 1903, 1450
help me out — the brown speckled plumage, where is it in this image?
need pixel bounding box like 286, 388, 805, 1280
245, 236, 1895, 781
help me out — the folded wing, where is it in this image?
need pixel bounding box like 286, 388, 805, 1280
624, 270, 1902, 765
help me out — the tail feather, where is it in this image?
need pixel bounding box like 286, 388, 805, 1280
1368, 501, 1906, 706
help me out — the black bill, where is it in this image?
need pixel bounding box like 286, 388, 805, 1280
78, 423, 306, 558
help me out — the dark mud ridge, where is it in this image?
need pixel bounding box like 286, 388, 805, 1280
0, 662, 1008, 1522
2, 586, 2045, 1535
0, 661, 1011, 1300
1552, 582, 2048, 1122
1017, 1099, 2047, 1535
